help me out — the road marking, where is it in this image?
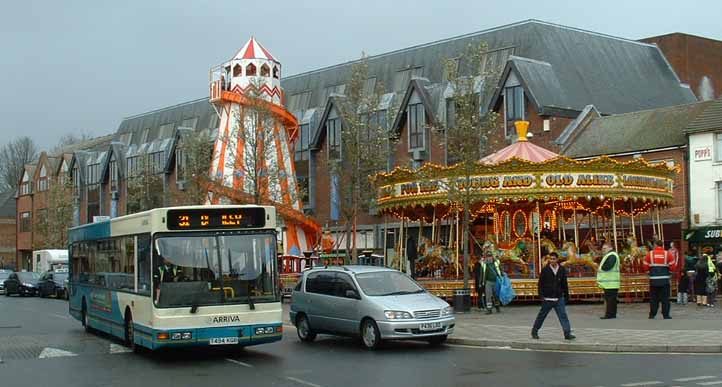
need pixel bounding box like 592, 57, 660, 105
445, 343, 722, 356
697, 381, 722, 386
38, 347, 77, 359
51, 313, 70, 319
109, 344, 132, 354
285, 376, 322, 387
675, 376, 717, 382
226, 358, 253, 368
620, 382, 663, 386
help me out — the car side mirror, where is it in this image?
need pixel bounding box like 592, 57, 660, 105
345, 289, 360, 299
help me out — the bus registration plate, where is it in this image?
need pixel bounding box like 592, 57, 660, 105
210, 337, 239, 345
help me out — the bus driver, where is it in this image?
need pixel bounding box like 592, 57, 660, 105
154, 256, 180, 304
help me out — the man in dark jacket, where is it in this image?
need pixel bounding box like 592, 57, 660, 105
406, 236, 417, 279
531, 252, 575, 340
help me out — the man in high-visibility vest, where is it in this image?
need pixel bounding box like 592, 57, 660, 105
597, 242, 620, 319
643, 239, 678, 319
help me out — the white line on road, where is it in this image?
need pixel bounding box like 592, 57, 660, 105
621, 382, 663, 387
674, 376, 717, 382
51, 313, 70, 319
285, 376, 322, 387
697, 381, 722, 386
225, 358, 253, 368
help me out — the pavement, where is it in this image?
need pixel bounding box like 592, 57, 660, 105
449, 301, 722, 353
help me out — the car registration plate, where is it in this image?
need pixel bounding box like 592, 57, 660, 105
419, 322, 442, 331
209, 337, 239, 345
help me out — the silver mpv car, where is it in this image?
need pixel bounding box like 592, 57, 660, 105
290, 266, 454, 349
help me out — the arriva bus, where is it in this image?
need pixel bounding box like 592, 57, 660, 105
68, 205, 282, 351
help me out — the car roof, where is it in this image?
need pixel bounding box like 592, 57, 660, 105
307, 265, 397, 275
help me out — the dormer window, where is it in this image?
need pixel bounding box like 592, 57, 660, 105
504, 85, 525, 138
109, 157, 118, 191
233, 63, 242, 77
408, 103, 426, 150
260, 64, 270, 77
38, 165, 48, 192
273, 66, 280, 79
327, 118, 341, 161
246, 63, 257, 76
20, 172, 31, 195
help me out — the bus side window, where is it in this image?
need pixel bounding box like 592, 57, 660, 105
137, 234, 151, 295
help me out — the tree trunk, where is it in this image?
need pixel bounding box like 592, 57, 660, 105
345, 220, 352, 263
463, 198, 470, 289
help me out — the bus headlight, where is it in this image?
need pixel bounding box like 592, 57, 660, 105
182, 332, 192, 340
171, 332, 182, 340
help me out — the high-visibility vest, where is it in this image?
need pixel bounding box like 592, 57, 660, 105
597, 251, 620, 290
709, 256, 718, 279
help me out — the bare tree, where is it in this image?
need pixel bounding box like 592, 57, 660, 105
0, 137, 37, 191
52, 132, 93, 153
34, 178, 73, 249
435, 41, 501, 288
126, 155, 164, 213
172, 130, 214, 206
331, 55, 394, 262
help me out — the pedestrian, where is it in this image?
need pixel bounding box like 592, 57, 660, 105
531, 252, 575, 340
406, 236, 417, 279
473, 257, 484, 310
643, 239, 677, 319
704, 254, 718, 307
695, 255, 708, 306
482, 252, 502, 314
597, 242, 620, 319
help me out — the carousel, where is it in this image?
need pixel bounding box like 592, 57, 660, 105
372, 121, 677, 301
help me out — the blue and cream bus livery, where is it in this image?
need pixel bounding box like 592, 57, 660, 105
68, 205, 283, 351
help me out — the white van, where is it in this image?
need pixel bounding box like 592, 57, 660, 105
32, 250, 69, 273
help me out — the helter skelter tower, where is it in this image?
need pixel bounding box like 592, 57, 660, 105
208, 37, 320, 256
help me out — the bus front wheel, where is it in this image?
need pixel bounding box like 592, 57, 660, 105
82, 300, 92, 333
124, 312, 139, 352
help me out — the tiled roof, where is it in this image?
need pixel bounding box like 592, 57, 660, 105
685, 98, 722, 134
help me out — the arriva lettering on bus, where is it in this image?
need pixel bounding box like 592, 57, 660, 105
210, 315, 241, 324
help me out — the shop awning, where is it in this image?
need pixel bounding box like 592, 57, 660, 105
684, 227, 722, 243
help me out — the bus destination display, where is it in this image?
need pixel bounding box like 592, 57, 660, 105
167, 208, 266, 230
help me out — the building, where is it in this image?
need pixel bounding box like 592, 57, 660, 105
641, 33, 722, 101
18, 19, 718, 259
684, 98, 722, 253
558, 100, 714, 253
0, 191, 16, 269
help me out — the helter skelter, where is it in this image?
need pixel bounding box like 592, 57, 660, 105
372, 121, 677, 300
206, 37, 320, 256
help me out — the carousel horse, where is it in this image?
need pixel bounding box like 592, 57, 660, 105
493, 239, 530, 276
559, 241, 599, 272
539, 238, 558, 256
583, 239, 603, 263
621, 235, 648, 273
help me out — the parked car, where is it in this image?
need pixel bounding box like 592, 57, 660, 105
37, 270, 69, 299
0, 270, 13, 295
4, 271, 41, 297
290, 266, 454, 350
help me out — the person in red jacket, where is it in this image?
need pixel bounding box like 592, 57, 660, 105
643, 239, 678, 319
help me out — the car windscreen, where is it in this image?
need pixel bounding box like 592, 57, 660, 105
17, 272, 40, 282
53, 273, 68, 282
0, 272, 10, 281
354, 271, 424, 296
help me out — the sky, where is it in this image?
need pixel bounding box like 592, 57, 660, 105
1, 0, 721, 151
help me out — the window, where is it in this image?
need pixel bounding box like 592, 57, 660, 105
718, 182, 722, 220
180, 117, 198, 129
38, 165, 48, 192
176, 145, 186, 182
233, 63, 242, 77
272, 66, 280, 79
295, 124, 310, 156
70, 236, 141, 293
305, 271, 335, 295
20, 212, 31, 232
72, 164, 81, 194
260, 64, 270, 77
126, 156, 138, 177
715, 133, 722, 162
140, 128, 150, 144
158, 123, 174, 139
87, 164, 99, 185
150, 152, 165, 173
20, 172, 31, 195
446, 98, 455, 129
297, 176, 309, 204
59, 161, 69, 185
137, 234, 151, 294
408, 103, 426, 150
327, 118, 341, 160
246, 63, 256, 76
505, 86, 525, 138
334, 273, 357, 298
109, 157, 118, 191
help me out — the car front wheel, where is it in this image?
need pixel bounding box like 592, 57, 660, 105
296, 314, 316, 342
427, 335, 447, 347
360, 319, 382, 350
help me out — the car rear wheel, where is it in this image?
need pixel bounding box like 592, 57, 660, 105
360, 319, 382, 350
427, 335, 447, 347
296, 314, 316, 342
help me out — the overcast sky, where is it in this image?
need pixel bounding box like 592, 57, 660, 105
2, 0, 721, 151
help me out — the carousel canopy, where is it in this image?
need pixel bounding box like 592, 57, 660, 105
481, 121, 559, 163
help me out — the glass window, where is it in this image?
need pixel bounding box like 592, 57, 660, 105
260, 64, 270, 77
306, 271, 335, 296
355, 271, 424, 296
246, 63, 256, 76
717, 182, 722, 220
137, 234, 151, 295
152, 231, 278, 307
327, 118, 341, 161
408, 103, 425, 150
334, 273, 357, 298
176, 146, 186, 182
716, 133, 722, 162
505, 85, 525, 138
20, 212, 31, 232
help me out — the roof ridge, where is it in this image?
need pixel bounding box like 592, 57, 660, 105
283, 19, 657, 81
122, 97, 209, 120
508, 55, 552, 66
595, 100, 711, 119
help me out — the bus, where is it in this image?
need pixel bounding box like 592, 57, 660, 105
68, 205, 282, 351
